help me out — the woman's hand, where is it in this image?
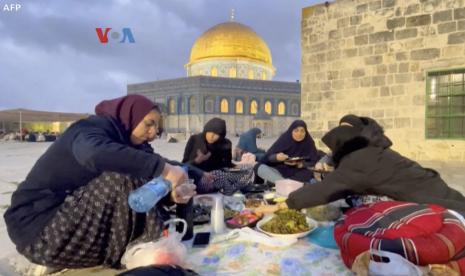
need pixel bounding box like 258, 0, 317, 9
276, 152, 289, 162
162, 163, 193, 204
202, 172, 216, 185
194, 149, 211, 164
313, 161, 333, 180
172, 182, 196, 204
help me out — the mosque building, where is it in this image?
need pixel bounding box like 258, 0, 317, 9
127, 14, 300, 137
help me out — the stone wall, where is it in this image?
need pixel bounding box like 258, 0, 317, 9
301, 0, 465, 161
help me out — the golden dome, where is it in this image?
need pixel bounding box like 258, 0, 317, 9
188, 22, 273, 66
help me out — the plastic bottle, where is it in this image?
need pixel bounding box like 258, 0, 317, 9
210, 194, 225, 234
128, 177, 172, 213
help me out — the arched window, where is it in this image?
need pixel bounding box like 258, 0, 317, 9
220, 98, 229, 113
264, 100, 272, 115
180, 97, 186, 114
250, 100, 258, 115
189, 96, 196, 113
278, 101, 286, 115
204, 97, 214, 113
229, 67, 237, 78
291, 103, 299, 116
235, 99, 244, 114
211, 67, 218, 77
248, 70, 254, 80
168, 98, 176, 114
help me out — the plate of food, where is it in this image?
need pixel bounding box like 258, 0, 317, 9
241, 183, 266, 193
286, 156, 307, 161
193, 204, 211, 225
223, 167, 243, 173
226, 210, 263, 229
256, 209, 317, 239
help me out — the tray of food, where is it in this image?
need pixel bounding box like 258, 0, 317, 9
256, 209, 317, 239
226, 210, 263, 229
286, 156, 306, 161
223, 167, 244, 173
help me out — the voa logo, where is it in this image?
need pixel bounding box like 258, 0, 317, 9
96, 28, 135, 44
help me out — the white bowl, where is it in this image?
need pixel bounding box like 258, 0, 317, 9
256, 214, 318, 239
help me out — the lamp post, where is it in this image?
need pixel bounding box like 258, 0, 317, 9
19, 110, 22, 141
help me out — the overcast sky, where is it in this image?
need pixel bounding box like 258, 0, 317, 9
0, 0, 319, 113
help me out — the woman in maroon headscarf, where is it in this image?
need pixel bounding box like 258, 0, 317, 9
4, 95, 194, 270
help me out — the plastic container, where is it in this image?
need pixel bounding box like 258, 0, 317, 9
307, 224, 338, 249
128, 177, 171, 213
210, 194, 226, 234
275, 179, 304, 197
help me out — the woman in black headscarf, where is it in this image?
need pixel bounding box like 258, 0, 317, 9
313, 114, 393, 177
182, 117, 233, 172
256, 120, 318, 183
339, 114, 392, 149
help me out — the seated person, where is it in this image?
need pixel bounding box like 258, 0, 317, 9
4, 95, 192, 270
182, 117, 233, 172
235, 128, 265, 161
257, 120, 319, 183
262, 125, 465, 216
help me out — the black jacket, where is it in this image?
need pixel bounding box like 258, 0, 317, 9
182, 134, 233, 172
287, 137, 465, 214
4, 115, 167, 251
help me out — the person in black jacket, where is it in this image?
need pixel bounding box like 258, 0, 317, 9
314, 114, 392, 176
4, 95, 194, 269
257, 125, 465, 216
256, 120, 319, 183
182, 118, 233, 172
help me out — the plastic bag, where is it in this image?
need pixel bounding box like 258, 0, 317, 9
275, 179, 303, 197
121, 218, 188, 269
368, 250, 424, 276
239, 152, 256, 165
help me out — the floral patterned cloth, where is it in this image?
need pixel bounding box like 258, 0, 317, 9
185, 232, 351, 276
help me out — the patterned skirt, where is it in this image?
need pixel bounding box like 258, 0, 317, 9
196, 165, 255, 195
21, 172, 167, 269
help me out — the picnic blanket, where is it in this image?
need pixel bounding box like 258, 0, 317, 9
334, 201, 465, 274
184, 225, 350, 276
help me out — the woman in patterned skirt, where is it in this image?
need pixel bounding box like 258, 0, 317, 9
4, 95, 195, 269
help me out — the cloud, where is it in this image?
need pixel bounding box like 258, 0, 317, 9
0, 0, 316, 112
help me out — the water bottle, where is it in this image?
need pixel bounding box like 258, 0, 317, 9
128, 177, 172, 213
211, 194, 225, 234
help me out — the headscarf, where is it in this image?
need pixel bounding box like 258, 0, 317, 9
322, 125, 369, 167
339, 114, 392, 149
203, 117, 227, 139
265, 120, 318, 162
182, 117, 232, 171
339, 114, 364, 130
95, 94, 157, 134
322, 125, 361, 153
237, 128, 261, 153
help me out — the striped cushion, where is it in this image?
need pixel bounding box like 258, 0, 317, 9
334, 201, 465, 274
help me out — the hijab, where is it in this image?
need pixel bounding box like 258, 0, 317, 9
183, 117, 232, 171
265, 120, 318, 162
95, 94, 157, 135
339, 114, 364, 130
237, 128, 261, 153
